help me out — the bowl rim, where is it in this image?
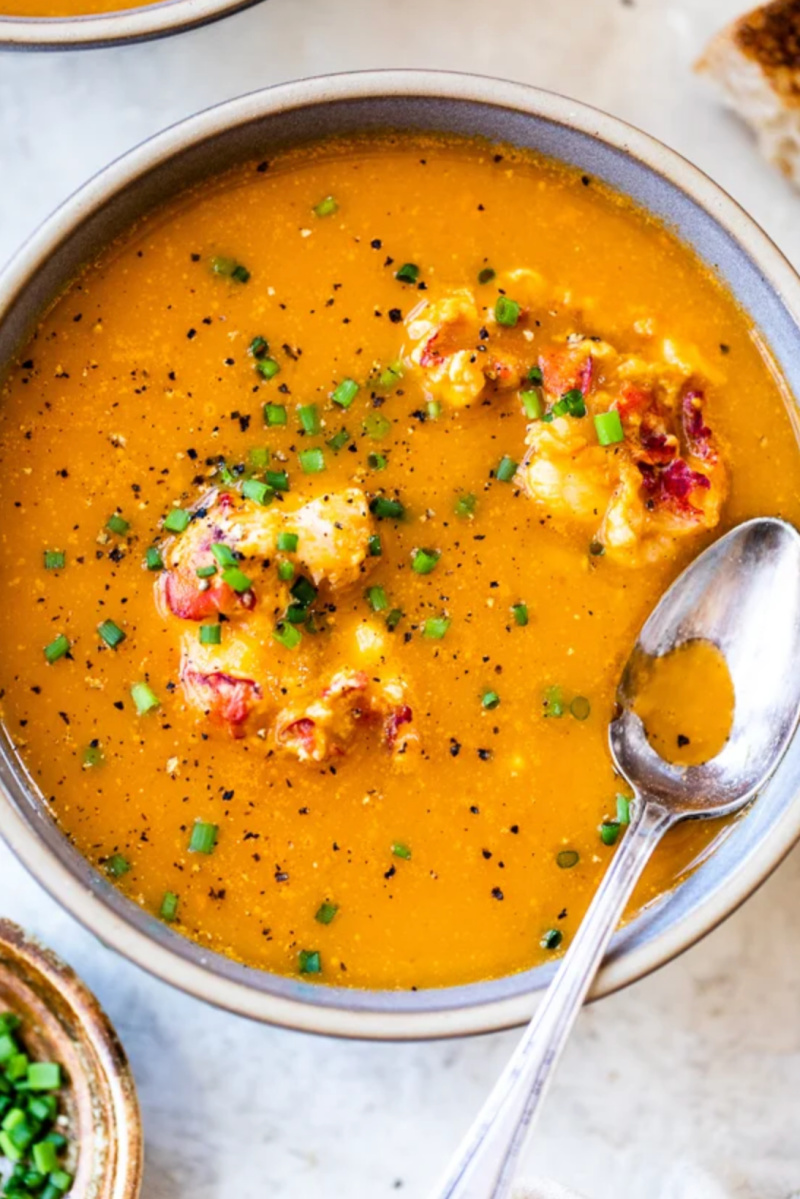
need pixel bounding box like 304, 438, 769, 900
0, 0, 262, 50
3, 69, 800, 1040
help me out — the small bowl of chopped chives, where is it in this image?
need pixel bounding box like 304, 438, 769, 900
0, 921, 141, 1199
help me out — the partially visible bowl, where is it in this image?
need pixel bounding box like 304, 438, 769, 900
0, 920, 142, 1197
1, 71, 800, 1039
0, 0, 262, 51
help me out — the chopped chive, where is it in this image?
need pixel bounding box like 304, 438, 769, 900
527, 365, 544, 385
264, 403, 287, 426
423, 615, 450, 640
257, 358, 281, 380
290, 576, 317, 607
543, 685, 564, 717
570, 696, 591, 721
43, 551, 65, 571
385, 607, 403, 632
395, 262, 419, 284
106, 854, 130, 879
427, 400, 442, 420
277, 532, 298, 553
82, 743, 103, 769
26, 1064, 60, 1093
98, 620, 125, 649
299, 950, 321, 974
231, 264, 250, 283
455, 493, 477, 518
285, 603, 310, 625
541, 928, 563, 950
199, 624, 221, 646
242, 478, 273, 506
616, 794, 632, 825
145, 546, 164, 571
131, 681, 159, 714
478, 267, 496, 284
331, 378, 359, 408
327, 428, 351, 451
369, 496, 405, 520
411, 547, 440, 574
196, 564, 217, 579
496, 455, 518, 483
188, 820, 218, 854
249, 335, 268, 359
44, 635, 69, 665
249, 446, 269, 469
160, 891, 179, 922
277, 561, 295, 583
552, 389, 587, 419
106, 513, 129, 536
0, 1132, 22, 1163
210, 542, 237, 568
219, 463, 237, 486
557, 849, 579, 869
221, 566, 253, 593
378, 361, 403, 389
512, 602, 529, 627
49, 1170, 73, 1194
599, 821, 621, 846
368, 534, 382, 557
273, 621, 302, 650
313, 195, 338, 218
364, 412, 392, 440
495, 296, 520, 327
391, 842, 411, 860
366, 585, 388, 612
298, 404, 321, 435
265, 469, 289, 492
481, 690, 500, 710
163, 509, 191, 534
32, 1140, 58, 1174
210, 255, 236, 276
315, 901, 338, 925
594, 409, 625, 446
368, 452, 387, 471
299, 447, 325, 474
520, 389, 543, 419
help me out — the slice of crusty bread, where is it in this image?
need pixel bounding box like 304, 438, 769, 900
698, 0, 800, 183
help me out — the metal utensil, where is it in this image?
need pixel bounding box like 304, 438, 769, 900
433, 517, 800, 1199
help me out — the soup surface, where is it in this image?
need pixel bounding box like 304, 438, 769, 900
1, 135, 799, 991
1, 0, 157, 17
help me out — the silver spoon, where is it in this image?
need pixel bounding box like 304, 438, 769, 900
432, 517, 800, 1199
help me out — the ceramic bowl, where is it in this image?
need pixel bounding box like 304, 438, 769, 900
1, 71, 799, 1040
0, 920, 142, 1196
0, 0, 262, 51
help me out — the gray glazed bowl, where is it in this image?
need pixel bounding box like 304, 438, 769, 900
1, 71, 800, 1040
0, 0, 262, 50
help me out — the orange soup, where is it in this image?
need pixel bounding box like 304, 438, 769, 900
1, 0, 153, 16
0, 135, 798, 991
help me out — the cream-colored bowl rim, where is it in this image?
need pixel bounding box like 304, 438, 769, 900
0, 0, 262, 50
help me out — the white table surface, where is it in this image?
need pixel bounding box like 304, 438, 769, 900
2, 1, 800, 1196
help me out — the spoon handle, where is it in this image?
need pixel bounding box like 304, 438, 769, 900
431, 798, 676, 1199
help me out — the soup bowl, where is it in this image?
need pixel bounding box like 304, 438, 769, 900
1, 71, 800, 1040
0, 0, 262, 51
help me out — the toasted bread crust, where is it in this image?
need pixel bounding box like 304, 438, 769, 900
735, 0, 800, 96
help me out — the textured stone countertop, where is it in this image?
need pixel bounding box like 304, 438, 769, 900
1, 1, 800, 1196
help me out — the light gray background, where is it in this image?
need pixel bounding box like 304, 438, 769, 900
2, 2, 800, 1196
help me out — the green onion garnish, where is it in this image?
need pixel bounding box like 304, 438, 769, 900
264, 403, 287, 426
327, 429, 351, 452
265, 469, 289, 492
411, 547, 440, 574
570, 696, 591, 721
164, 509, 191, 534
26, 1063, 61, 1092
257, 358, 281, 381
210, 542, 237, 568
495, 296, 520, 327
427, 400, 441, 420
231, 264, 250, 283
249, 446, 270, 469
290, 575, 317, 608
299, 949, 321, 974
199, 624, 221, 645
313, 195, 338, 218
481, 690, 500, 710
277, 531, 298, 553
543, 685, 564, 717
556, 850, 579, 869
249, 336, 268, 359
386, 607, 403, 632
43, 551, 65, 571
278, 561, 295, 583
527, 365, 543, 385
455, 493, 477, 518
520, 389, 543, 420
131, 681, 159, 714
616, 794, 632, 825
423, 615, 450, 640
299, 448, 325, 474
368, 534, 382, 557
541, 929, 563, 950
366, 585, 388, 612
106, 513, 129, 536
551, 389, 587, 419
82, 743, 103, 768
210, 256, 249, 281
106, 854, 130, 878
160, 891, 179, 922
298, 404, 321, 435
368, 452, 387, 471
188, 820, 218, 854
395, 263, 419, 284
242, 479, 273, 506
496, 455, 518, 483
145, 546, 164, 571
512, 603, 529, 626
391, 842, 411, 860
332, 378, 360, 408
378, 361, 403, 389
478, 267, 496, 284
221, 566, 253, 593
273, 621, 301, 650
98, 620, 125, 649
369, 496, 405, 520
44, 635, 69, 665
594, 410, 624, 446
315, 902, 338, 925
599, 821, 621, 846
364, 412, 392, 440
